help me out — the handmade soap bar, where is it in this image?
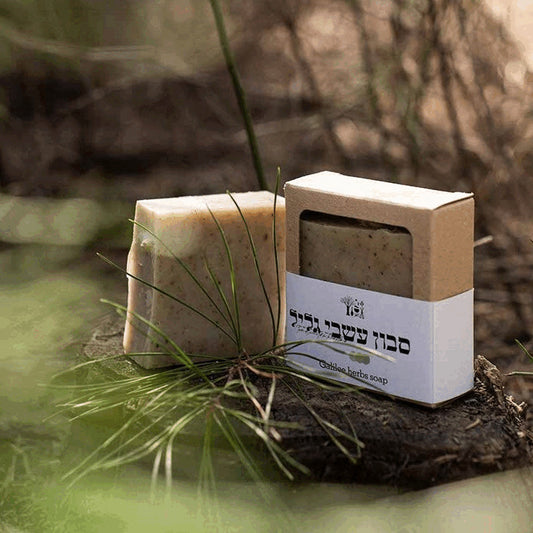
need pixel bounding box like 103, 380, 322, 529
124, 192, 285, 369
300, 212, 412, 297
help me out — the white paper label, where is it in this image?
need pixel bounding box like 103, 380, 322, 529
285, 273, 473, 404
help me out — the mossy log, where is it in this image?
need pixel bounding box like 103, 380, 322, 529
81, 314, 533, 489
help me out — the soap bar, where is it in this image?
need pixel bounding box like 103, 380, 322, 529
300, 212, 412, 297
124, 191, 285, 369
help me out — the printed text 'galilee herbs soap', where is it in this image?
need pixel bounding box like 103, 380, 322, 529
284, 172, 474, 406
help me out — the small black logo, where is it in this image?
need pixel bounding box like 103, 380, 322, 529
340, 296, 365, 319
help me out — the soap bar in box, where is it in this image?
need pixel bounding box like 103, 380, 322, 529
286, 172, 474, 301
124, 191, 285, 369
300, 212, 412, 297
284, 171, 474, 406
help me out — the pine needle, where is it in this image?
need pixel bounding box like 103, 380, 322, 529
52, 180, 393, 503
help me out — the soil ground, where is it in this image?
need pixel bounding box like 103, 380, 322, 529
83, 313, 533, 488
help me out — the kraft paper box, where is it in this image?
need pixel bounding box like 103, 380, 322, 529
284, 171, 474, 406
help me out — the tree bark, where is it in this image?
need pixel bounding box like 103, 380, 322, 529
82, 314, 533, 489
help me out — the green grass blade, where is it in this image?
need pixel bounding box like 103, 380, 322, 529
97, 253, 237, 346
516, 339, 533, 362
150, 447, 164, 498
226, 409, 305, 480
227, 190, 277, 346
102, 300, 195, 370
213, 409, 265, 484
203, 257, 239, 342
63, 389, 180, 484
205, 206, 242, 352
282, 338, 395, 362
285, 381, 364, 461
198, 412, 216, 498
273, 168, 282, 341
207, 0, 267, 191
130, 219, 236, 334
274, 351, 383, 392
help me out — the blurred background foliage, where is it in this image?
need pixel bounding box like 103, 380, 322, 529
1, 0, 533, 530
0, 0, 531, 356
0, 0, 531, 202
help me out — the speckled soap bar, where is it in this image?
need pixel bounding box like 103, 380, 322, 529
300, 212, 412, 297
124, 192, 285, 369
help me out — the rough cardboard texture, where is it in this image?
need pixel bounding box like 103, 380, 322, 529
429, 200, 474, 300
285, 172, 473, 301
287, 171, 471, 209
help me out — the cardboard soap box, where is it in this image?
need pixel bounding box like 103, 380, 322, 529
284, 171, 474, 407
